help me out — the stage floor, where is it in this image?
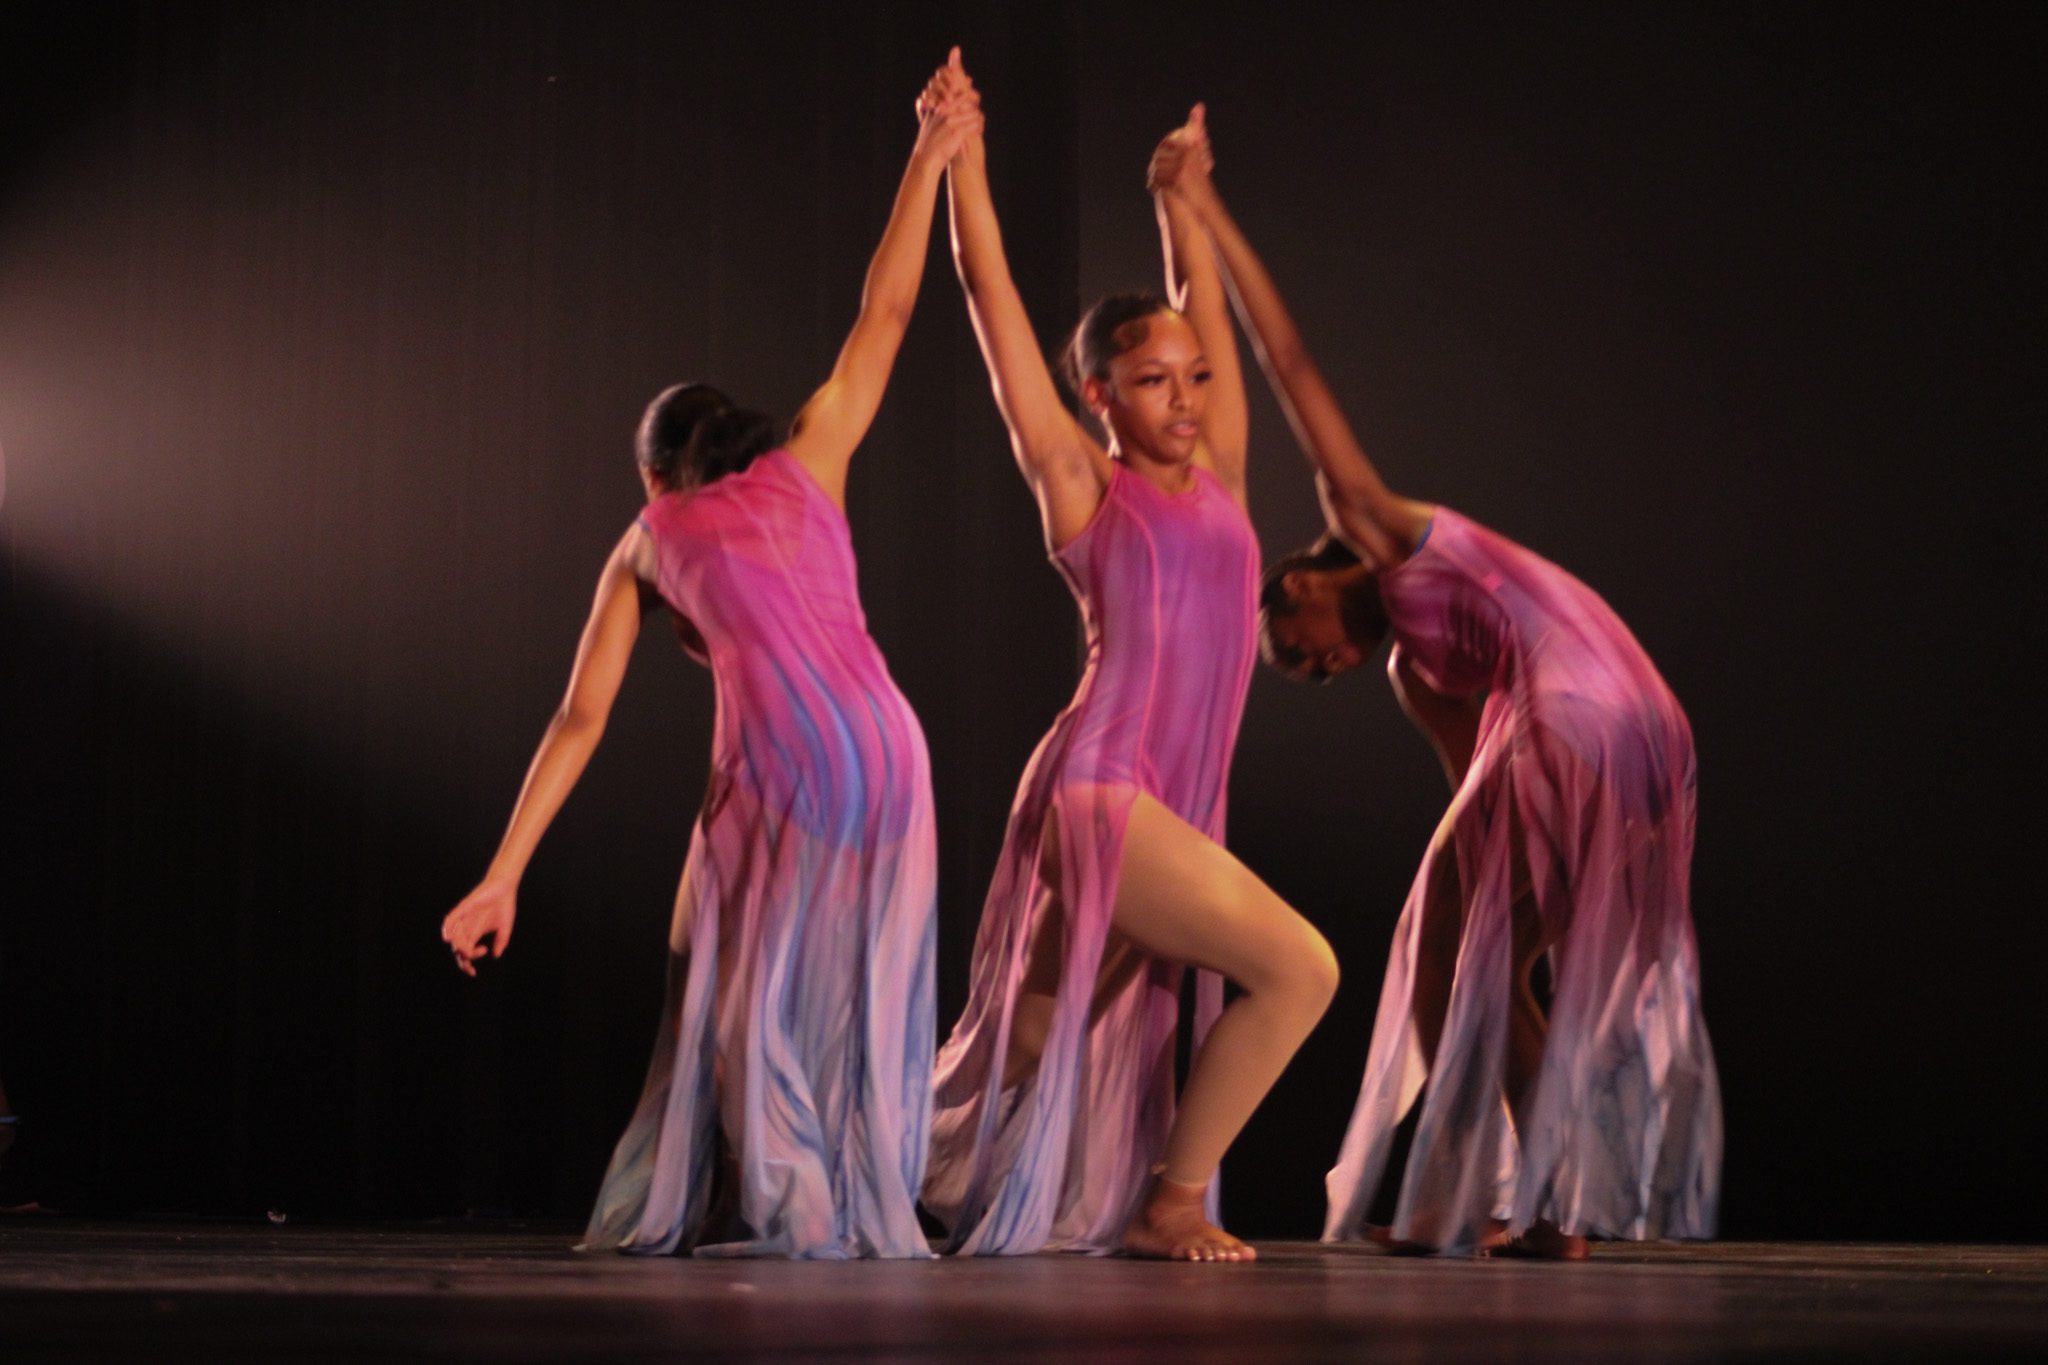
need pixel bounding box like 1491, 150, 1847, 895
2, 1220, 2043, 1362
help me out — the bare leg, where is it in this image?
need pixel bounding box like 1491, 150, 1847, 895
1004, 887, 1143, 1090
1492, 846, 1586, 1261
1370, 816, 1465, 1255
1002, 891, 1064, 1091
1410, 830, 1465, 1071
1502, 888, 1551, 1128
1108, 793, 1340, 1262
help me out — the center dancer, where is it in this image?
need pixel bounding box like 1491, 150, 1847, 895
919, 52, 1338, 1262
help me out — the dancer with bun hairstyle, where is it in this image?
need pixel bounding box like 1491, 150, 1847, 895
1150, 120, 1721, 1258
920, 51, 1338, 1262
440, 78, 984, 1259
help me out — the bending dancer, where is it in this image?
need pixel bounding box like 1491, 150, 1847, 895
439, 81, 984, 1259
920, 52, 1338, 1262
1152, 126, 1721, 1258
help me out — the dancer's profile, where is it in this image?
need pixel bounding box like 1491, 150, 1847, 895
919, 52, 1338, 1262
1151, 123, 1721, 1258
439, 79, 985, 1259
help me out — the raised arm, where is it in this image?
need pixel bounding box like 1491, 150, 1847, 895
1152, 131, 1430, 569
1150, 106, 1248, 496
783, 75, 984, 506
925, 50, 1104, 549
441, 530, 651, 975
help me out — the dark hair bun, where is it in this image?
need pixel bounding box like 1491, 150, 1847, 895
684, 406, 779, 488
636, 382, 780, 493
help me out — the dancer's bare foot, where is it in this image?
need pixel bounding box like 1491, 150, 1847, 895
1367, 1219, 1510, 1256
1364, 1223, 1434, 1255
1121, 1175, 1257, 1262
1487, 1219, 1589, 1260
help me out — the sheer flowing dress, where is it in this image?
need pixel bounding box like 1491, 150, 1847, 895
1325, 508, 1721, 1252
581, 449, 938, 1260
925, 462, 1259, 1255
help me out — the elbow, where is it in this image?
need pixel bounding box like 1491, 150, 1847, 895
1267, 339, 1313, 382
857, 280, 916, 335
867, 292, 916, 332
1314, 467, 1374, 516
550, 703, 607, 747
1327, 469, 1378, 509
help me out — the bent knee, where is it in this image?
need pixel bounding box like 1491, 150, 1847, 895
1297, 929, 1341, 1013
1258, 922, 1339, 1018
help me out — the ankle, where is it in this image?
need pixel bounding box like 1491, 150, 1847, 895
1147, 1163, 1211, 1205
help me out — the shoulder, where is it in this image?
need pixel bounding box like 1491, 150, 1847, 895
1194, 453, 1249, 507
636, 490, 691, 538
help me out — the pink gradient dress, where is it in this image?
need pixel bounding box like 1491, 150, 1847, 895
580, 449, 937, 1260
925, 461, 1259, 1255
1325, 508, 1721, 1252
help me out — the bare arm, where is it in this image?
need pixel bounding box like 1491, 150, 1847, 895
783, 85, 983, 506
1151, 107, 1248, 496
926, 52, 1104, 549
1387, 646, 1481, 789
1154, 138, 1431, 569
441, 529, 650, 974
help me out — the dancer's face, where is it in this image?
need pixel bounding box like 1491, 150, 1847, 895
1264, 571, 1366, 681
1085, 311, 1210, 464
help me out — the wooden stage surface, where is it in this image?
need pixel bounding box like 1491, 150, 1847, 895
2, 1220, 2043, 1361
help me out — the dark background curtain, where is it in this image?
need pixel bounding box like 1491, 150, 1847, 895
1, 1, 2036, 1240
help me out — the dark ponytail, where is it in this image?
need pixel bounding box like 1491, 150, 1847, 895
636, 382, 781, 494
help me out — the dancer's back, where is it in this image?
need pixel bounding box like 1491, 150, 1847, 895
638, 447, 928, 843
586, 447, 937, 1261
1378, 508, 1693, 809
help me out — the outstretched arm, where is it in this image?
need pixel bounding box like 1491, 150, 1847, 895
926, 50, 1104, 550
441, 530, 650, 975
784, 74, 984, 506
1152, 132, 1430, 569
1151, 106, 1248, 497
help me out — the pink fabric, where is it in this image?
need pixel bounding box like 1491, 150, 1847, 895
1326, 508, 1721, 1251
581, 449, 937, 1259
926, 462, 1259, 1254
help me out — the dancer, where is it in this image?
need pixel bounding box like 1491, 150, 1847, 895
439, 81, 984, 1259
919, 53, 1338, 1262
1151, 125, 1721, 1258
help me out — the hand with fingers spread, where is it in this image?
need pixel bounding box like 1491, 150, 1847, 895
1147, 101, 1217, 208
442, 874, 518, 977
